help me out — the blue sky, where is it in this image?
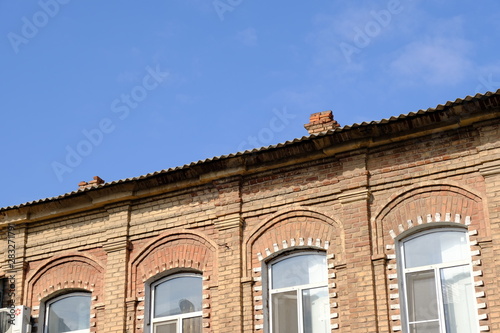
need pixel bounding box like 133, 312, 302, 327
1, 0, 499, 208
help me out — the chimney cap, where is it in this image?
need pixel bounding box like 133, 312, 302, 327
78, 176, 105, 189
304, 110, 340, 135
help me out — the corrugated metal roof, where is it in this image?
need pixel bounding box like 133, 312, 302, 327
2, 89, 499, 211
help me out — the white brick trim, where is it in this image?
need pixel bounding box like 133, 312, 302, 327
386, 213, 489, 331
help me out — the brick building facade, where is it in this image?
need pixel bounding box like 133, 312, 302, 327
1, 90, 500, 333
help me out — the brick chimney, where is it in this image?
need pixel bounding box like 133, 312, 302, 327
304, 110, 340, 135
78, 176, 105, 190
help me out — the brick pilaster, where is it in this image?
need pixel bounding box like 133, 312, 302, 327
478, 120, 500, 332
102, 204, 131, 333
338, 152, 377, 332
10, 223, 28, 306
213, 177, 244, 333
479, 164, 500, 331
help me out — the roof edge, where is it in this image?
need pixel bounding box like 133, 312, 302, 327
1, 89, 499, 218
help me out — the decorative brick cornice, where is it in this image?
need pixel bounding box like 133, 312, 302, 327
338, 189, 371, 204
214, 215, 243, 231
0, 213, 29, 225
6, 260, 29, 273
103, 238, 131, 253
479, 162, 500, 177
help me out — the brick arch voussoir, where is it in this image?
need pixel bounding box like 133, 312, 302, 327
375, 181, 482, 223
129, 229, 218, 296
372, 181, 484, 256
377, 182, 488, 332
244, 205, 345, 273
25, 252, 104, 307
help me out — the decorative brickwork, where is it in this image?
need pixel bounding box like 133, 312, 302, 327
129, 230, 217, 332
25, 253, 104, 332
0, 91, 499, 332
375, 184, 491, 332
245, 207, 343, 331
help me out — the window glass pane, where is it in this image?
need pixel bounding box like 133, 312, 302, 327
441, 265, 477, 333
272, 291, 298, 333
154, 276, 202, 318
406, 270, 439, 323
154, 321, 176, 333
302, 287, 329, 333
182, 316, 202, 333
0, 312, 12, 333
47, 295, 91, 332
409, 321, 440, 333
271, 254, 327, 289
404, 231, 468, 268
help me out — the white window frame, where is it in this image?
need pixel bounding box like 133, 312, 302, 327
149, 273, 202, 333
43, 292, 91, 333
398, 227, 479, 333
267, 251, 330, 333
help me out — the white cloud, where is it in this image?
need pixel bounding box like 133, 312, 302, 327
389, 37, 474, 85
306, 0, 410, 72
236, 27, 258, 47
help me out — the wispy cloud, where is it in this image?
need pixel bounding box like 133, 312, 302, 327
389, 37, 474, 85
305, 0, 408, 74
388, 15, 477, 86
236, 27, 257, 47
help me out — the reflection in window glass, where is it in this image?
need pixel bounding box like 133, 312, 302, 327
269, 253, 330, 333
46, 294, 91, 333
441, 266, 476, 333
154, 276, 202, 318
302, 287, 329, 333
154, 321, 176, 333
409, 321, 440, 333
182, 317, 202, 333
406, 270, 438, 323
0, 312, 12, 333
151, 274, 202, 333
401, 229, 477, 333
403, 231, 468, 268
271, 253, 327, 289
271, 291, 298, 333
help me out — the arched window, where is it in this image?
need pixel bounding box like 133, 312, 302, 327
398, 228, 478, 332
44, 292, 91, 333
150, 273, 202, 333
267, 252, 330, 333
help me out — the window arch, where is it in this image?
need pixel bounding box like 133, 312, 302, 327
148, 273, 202, 333
397, 227, 478, 332
266, 251, 330, 333
43, 292, 91, 333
